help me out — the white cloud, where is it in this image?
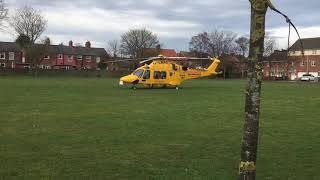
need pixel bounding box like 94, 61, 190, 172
268, 26, 320, 50
1, 0, 320, 51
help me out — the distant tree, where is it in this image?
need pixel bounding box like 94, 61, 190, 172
15, 33, 31, 49
235, 36, 250, 57
264, 35, 277, 56
107, 39, 120, 59
0, 0, 8, 27
10, 6, 47, 43
42, 36, 51, 45
15, 34, 49, 76
189, 29, 237, 57
207, 29, 237, 57
120, 28, 159, 58
189, 32, 210, 57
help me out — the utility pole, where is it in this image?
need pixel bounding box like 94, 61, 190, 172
239, 0, 269, 179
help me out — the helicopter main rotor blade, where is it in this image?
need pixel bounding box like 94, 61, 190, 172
139, 57, 164, 64
106, 58, 146, 63
166, 57, 213, 60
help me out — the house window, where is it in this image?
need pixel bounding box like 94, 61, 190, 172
9, 52, 14, 61
57, 54, 63, 59
77, 55, 83, 61
96, 57, 101, 63
300, 61, 305, 66
312, 50, 317, 55
86, 56, 92, 62
0, 52, 5, 59
311, 61, 316, 67
44, 55, 50, 60
68, 55, 73, 62
0, 63, 6, 68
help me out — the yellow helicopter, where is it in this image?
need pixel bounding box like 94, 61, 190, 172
114, 55, 221, 89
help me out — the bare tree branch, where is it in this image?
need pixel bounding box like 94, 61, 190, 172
120, 28, 159, 58
189, 29, 237, 57
264, 35, 277, 56
0, 0, 8, 27
235, 36, 250, 57
107, 39, 120, 59
9, 6, 47, 43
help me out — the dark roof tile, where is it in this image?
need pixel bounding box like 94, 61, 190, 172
0, 42, 110, 57
290, 37, 320, 51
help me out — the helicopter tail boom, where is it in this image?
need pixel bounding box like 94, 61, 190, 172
185, 58, 221, 80
206, 58, 221, 75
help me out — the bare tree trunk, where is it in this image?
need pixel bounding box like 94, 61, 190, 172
239, 1, 268, 180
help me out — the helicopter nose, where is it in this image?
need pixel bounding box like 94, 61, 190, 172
120, 75, 139, 84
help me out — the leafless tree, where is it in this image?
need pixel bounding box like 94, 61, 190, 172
120, 28, 159, 58
235, 36, 250, 57
207, 29, 237, 57
15, 34, 50, 76
0, 0, 8, 27
264, 35, 277, 56
42, 36, 51, 45
189, 32, 210, 57
107, 39, 120, 59
189, 29, 237, 57
10, 6, 47, 44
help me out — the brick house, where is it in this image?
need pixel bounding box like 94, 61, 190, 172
0, 42, 26, 69
288, 37, 320, 80
262, 50, 288, 80
0, 41, 110, 70
219, 53, 247, 78
143, 45, 177, 57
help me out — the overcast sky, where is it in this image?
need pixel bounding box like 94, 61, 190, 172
1, 0, 320, 51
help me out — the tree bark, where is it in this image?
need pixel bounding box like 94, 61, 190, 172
239, 1, 268, 180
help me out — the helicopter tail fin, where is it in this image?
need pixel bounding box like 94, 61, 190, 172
206, 58, 221, 75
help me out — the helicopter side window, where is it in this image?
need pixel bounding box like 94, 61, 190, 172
143, 70, 150, 79
133, 69, 144, 78
154, 71, 167, 79
160, 71, 167, 79
154, 71, 161, 79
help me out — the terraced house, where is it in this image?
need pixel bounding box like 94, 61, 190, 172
263, 37, 320, 80
288, 37, 320, 80
0, 41, 110, 70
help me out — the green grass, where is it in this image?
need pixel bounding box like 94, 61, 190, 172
0, 77, 319, 180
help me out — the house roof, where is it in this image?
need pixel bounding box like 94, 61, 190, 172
0, 41, 110, 57
265, 50, 288, 62
219, 53, 241, 65
178, 51, 196, 57
159, 49, 177, 57
290, 37, 320, 51
0, 42, 20, 51
143, 48, 177, 57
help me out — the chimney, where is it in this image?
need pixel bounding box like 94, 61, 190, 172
69, 40, 73, 47
85, 41, 91, 48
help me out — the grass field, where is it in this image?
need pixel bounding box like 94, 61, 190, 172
0, 77, 319, 180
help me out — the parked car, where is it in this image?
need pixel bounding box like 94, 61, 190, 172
301, 74, 315, 81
